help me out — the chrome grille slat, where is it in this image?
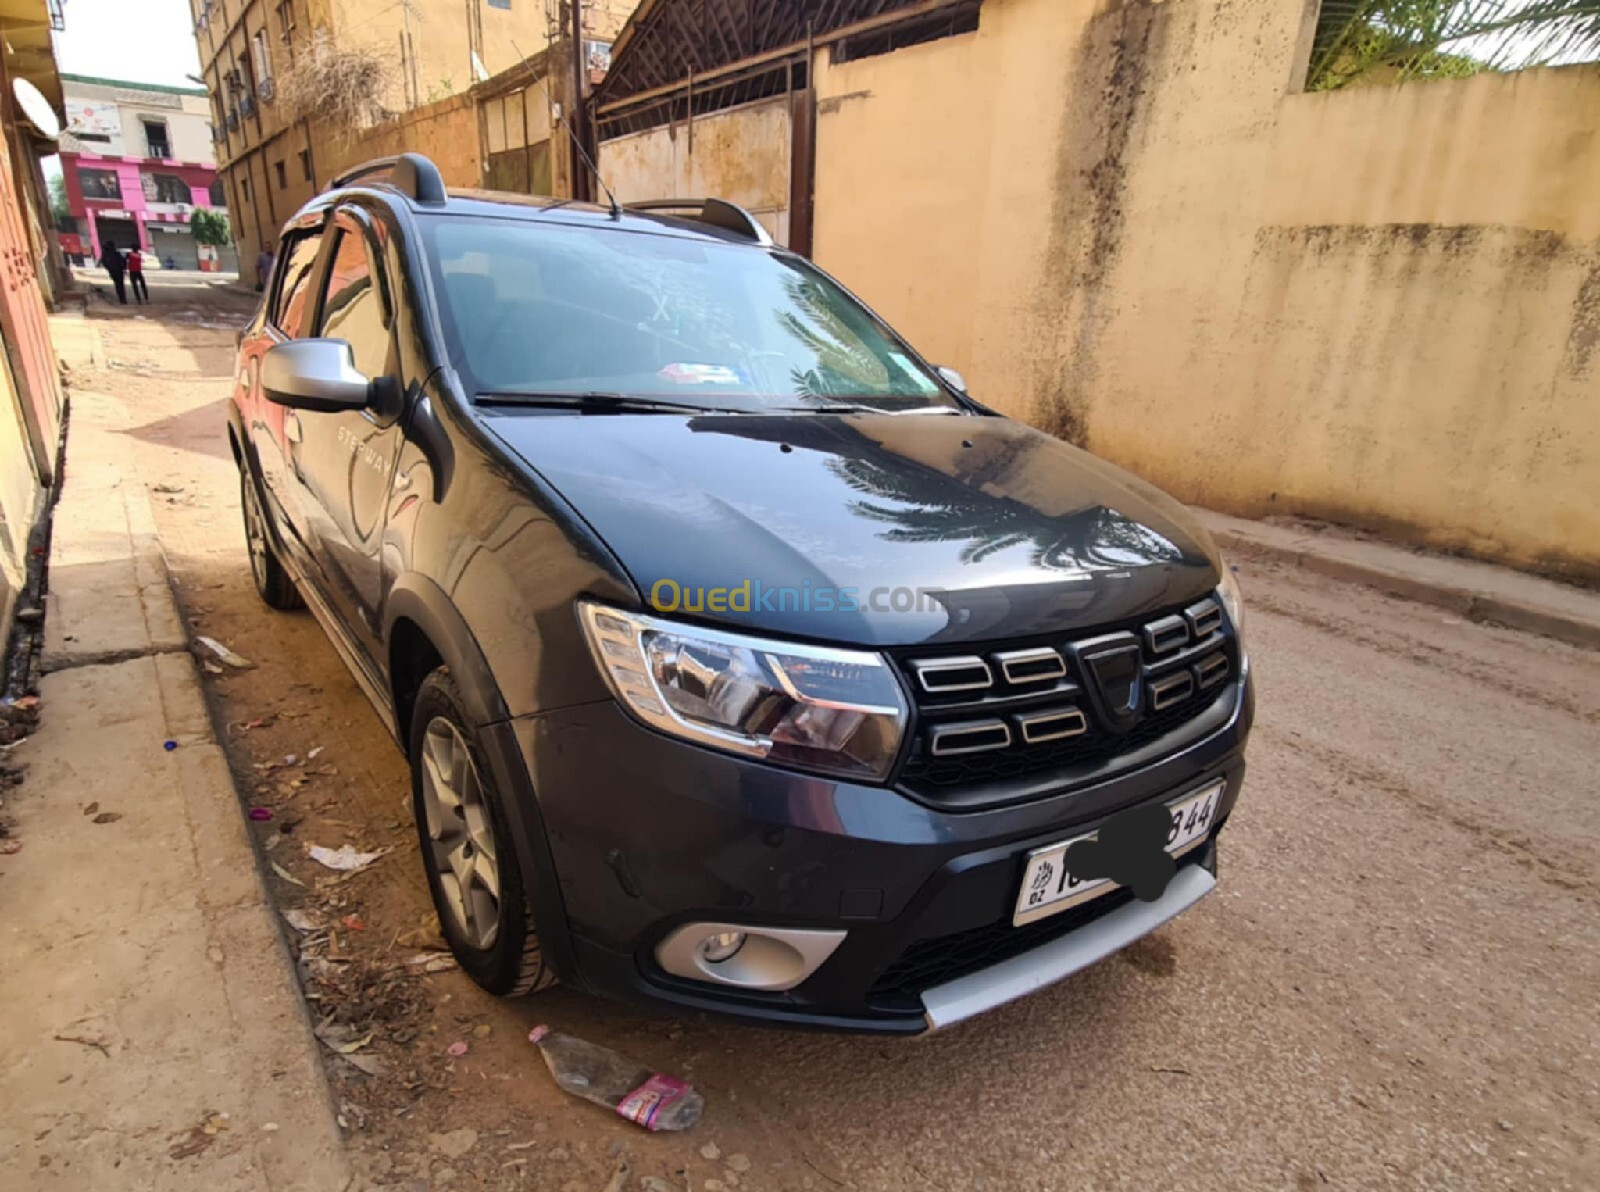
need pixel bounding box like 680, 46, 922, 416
1148, 670, 1196, 711
1196, 651, 1229, 689
1143, 614, 1189, 655
929, 719, 1011, 756
993, 646, 1068, 686
911, 655, 993, 694
1016, 707, 1087, 744
1185, 598, 1223, 640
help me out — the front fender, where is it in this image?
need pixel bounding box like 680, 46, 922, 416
382, 571, 583, 988
384, 571, 509, 728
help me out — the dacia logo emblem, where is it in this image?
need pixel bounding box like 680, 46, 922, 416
1073, 633, 1143, 733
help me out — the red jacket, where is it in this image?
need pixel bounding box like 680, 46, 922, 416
127, 250, 143, 273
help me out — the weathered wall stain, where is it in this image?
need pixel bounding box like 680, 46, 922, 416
1561, 253, 1600, 380
817, 90, 874, 115
1035, 0, 1168, 447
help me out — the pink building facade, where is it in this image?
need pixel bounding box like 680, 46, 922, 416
60, 153, 221, 261
55, 74, 230, 271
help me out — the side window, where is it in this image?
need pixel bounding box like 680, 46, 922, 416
273, 232, 323, 337
318, 229, 392, 380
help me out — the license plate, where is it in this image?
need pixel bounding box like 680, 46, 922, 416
1012, 781, 1224, 927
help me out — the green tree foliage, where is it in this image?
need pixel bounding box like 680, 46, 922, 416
48, 172, 69, 225
1308, 0, 1600, 90
191, 207, 232, 247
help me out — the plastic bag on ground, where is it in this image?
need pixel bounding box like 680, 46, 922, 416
528, 1025, 702, 1131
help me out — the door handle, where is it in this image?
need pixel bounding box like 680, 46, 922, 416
285, 412, 302, 444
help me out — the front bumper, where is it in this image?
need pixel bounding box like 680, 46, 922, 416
512, 674, 1253, 1033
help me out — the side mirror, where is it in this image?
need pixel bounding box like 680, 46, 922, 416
261, 339, 372, 412
936, 365, 968, 393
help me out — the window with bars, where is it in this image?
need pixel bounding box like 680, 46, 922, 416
143, 119, 171, 159
831, 2, 980, 63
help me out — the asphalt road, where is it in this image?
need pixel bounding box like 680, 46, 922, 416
92, 286, 1600, 1191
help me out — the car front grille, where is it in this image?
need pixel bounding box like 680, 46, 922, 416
892, 597, 1239, 805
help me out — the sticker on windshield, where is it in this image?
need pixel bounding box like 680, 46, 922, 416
659, 363, 746, 386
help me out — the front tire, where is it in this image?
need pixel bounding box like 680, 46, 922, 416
240, 469, 301, 610
409, 668, 555, 997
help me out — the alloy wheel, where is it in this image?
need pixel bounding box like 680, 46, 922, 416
241, 476, 269, 588
419, 717, 501, 949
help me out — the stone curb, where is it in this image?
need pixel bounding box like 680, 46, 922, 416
1207, 526, 1600, 652
125, 471, 356, 1189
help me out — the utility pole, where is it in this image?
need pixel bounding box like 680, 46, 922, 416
568, 0, 592, 202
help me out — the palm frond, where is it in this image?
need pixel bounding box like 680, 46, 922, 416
1308, 0, 1600, 90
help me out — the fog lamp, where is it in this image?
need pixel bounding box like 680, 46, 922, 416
701, 931, 747, 963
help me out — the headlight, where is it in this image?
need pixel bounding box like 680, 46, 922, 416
1217, 561, 1245, 641
578, 602, 909, 781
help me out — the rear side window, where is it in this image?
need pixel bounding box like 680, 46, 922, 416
273, 232, 323, 337
317, 230, 391, 380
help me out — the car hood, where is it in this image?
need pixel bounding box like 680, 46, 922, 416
482, 410, 1222, 648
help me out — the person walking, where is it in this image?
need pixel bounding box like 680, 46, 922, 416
256, 242, 275, 292
126, 246, 149, 304
99, 243, 127, 305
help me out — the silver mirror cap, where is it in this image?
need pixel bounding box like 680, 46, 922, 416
936, 365, 968, 393
261, 338, 371, 412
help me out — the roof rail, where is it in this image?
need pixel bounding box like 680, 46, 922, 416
623, 198, 773, 246
326, 152, 447, 206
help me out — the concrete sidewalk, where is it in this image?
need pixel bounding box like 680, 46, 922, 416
1199, 510, 1600, 650
0, 314, 350, 1190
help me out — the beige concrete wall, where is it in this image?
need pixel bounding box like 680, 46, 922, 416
811, 0, 1600, 580
316, 92, 483, 188
600, 97, 793, 243
329, 0, 556, 111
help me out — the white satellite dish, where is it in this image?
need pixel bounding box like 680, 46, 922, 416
13, 78, 61, 140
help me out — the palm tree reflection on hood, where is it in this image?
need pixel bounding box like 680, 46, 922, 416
828, 455, 1191, 571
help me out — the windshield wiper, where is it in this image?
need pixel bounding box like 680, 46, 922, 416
780, 402, 880, 414
780, 401, 964, 416
478, 391, 744, 415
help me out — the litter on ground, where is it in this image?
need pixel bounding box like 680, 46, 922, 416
307, 843, 388, 872
195, 636, 253, 669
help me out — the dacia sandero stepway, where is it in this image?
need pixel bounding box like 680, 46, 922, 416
229, 153, 1252, 1032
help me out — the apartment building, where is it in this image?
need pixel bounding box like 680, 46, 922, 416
56, 74, 231, 271
191, 1, 639, 269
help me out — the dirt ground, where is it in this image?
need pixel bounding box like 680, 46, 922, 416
79, 281, 1600, 1191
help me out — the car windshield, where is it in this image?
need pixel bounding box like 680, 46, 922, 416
422, 216, 958, 410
